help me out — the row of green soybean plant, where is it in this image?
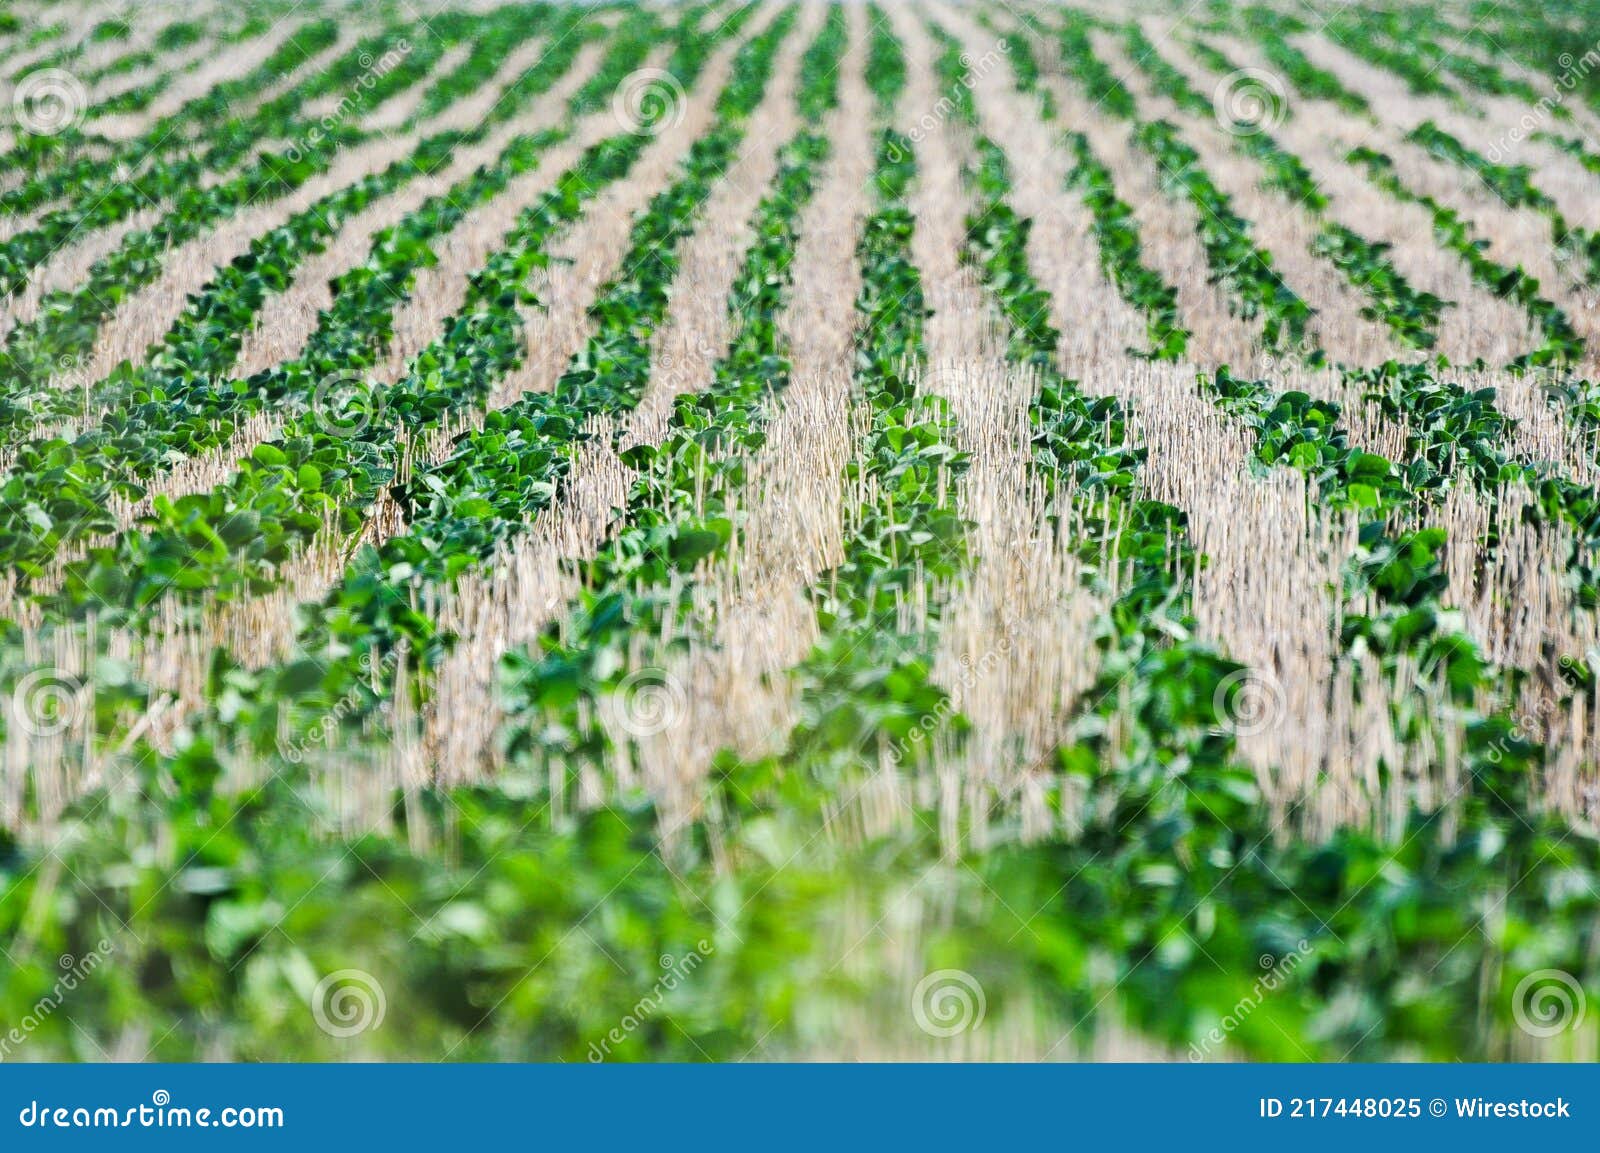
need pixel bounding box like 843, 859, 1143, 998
495, 4, 849, 813
1192, 25, 1591, 372
0, 4, 555, 407
1038, 3, 1600, 814
0, 10, 252, 185
1169, 17, 1591, 371
0, 3, 861, 1064
1328, 4, 1547, 105
0, 3, 478, 294
1404, 119, 1600, 290
984, 9, 1185, 364
1038, 12, 1600, 756
239, 0, 790, 763
0, 12, 347, 246
1345, 143, 1584, 369
1537, 131, 1600, 182
989, 12, 1187, 360
3, 1, 1583, 1065
1452, 0, 1600, 117
538, 4, 1018, 854
1, 9, 130, 86
5, 4, 443, 185
1, 9, 211, 171
1314, 6, 1487, 103
67, 15, 209, 112
691, 11, 978, 833
0, 2, 622, 449
1043, 8, 1319, 359
0, 4, 637, 594
1206, 6, 1596, 368
0, 6, 680, 781
1206, 1, 1371, 115
0, 9, 63, 77
919, 29, 1600, 1061
1109, 18, 1451, 355
1, 6, 789, 803
0, 13, 429, 381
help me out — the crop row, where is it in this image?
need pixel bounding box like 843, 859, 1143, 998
1536, 131, 1600, 178
1450, 0, 1600, 115
613, 30, 971, 825
0, 8, 528, 398
1229, 3, 1370, 114
0, 4, 726, 819
865, 3, 906, 118
3, 3, 518, 278
1134, 120, 1316, 353
5, 1, 1600, 1062
931, 22, 1600, 1058
1064, 132, 1189, 360
1044, 12, 1316, 355
2, 12, 218, 162
1115, 20, 1448, 352
1350, 146, 1584, 368
1008, 2, 1595, 1057
1157, 8, 1593, 369
757, 80, 969, 809
0, 12, 619, 593
0, 15, 347, 267
103, 6, 796, 771
1327, 6, 1542, 104
1406, 120, 1600, 287
503, 25, 843, 796
976, 5, 1054, 121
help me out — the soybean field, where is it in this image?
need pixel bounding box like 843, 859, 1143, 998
4, 0, 1600, 1062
